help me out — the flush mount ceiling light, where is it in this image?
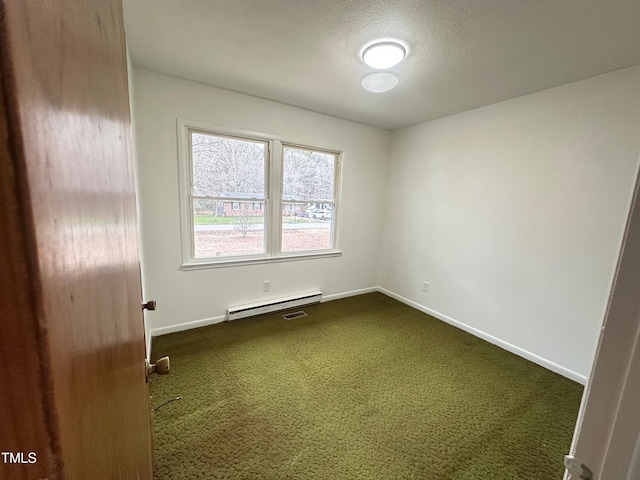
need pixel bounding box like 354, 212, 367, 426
361, 72, 399, 93
362, 41, 406, 69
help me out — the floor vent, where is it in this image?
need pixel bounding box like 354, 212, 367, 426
283, 311, 307, 320
227, 291, 322, 321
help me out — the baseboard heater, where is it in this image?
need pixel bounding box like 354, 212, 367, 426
226, 291, 322, 321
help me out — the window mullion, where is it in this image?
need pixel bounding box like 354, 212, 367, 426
270, 140, 283, 256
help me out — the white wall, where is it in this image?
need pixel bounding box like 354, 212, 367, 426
134, 65, 640, 382
566, 164, 640, 480
126, 47, 153, 355
133, 68, 390, 333
379, 66, 640, 381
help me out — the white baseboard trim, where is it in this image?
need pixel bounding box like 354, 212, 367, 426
146, 286, 586, 384
376, 287, 587, 385
322, 287, 378, 302
149, 314, 226, 340
148, 287, 377, 345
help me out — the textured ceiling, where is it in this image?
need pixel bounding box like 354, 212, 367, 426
123, 0, 640, 130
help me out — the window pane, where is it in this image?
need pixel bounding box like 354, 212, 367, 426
193, 199, 265, 258
282, 147, 335, 202
191, 132, 266, 197
282, 202, 332, 252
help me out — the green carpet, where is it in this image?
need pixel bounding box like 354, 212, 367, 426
150, 292, 582, 479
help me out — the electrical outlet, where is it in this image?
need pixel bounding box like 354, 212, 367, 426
263, 280, 271, 292
422, 281, 430, 293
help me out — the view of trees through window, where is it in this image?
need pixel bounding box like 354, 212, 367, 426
189, 130, 337, 260
281, 147, 335, 252
282, 147, 334, 202
192, 132, 265, 197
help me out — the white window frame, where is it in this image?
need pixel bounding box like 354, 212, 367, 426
177, 119, 342, 269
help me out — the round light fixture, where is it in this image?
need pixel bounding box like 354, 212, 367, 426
362, 41, 406, 69
361, 72, 399, 93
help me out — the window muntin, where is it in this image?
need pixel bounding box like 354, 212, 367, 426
179, 121, 341, 267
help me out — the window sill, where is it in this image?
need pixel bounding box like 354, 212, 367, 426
179, 250, 342, 270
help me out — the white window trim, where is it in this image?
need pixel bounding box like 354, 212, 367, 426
176, 119, 343, 269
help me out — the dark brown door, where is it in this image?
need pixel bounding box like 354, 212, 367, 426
0, 1, 153, 479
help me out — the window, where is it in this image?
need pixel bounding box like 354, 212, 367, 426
282, 146, 336, 252
178, 121, 341, 267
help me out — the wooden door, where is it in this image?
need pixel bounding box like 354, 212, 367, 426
0, 1, 153, 479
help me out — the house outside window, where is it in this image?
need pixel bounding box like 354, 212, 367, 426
177, 120, 342, 268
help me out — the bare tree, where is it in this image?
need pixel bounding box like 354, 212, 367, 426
192, 133, 265, 197
283, 147, 334, 202
191, 135, 334, 222
233, 203, 253, 237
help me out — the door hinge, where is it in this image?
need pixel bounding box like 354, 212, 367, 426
564, 455, 594, 480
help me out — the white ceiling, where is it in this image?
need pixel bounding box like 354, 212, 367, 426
123, 0, 640, 130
